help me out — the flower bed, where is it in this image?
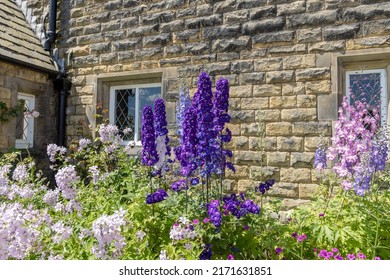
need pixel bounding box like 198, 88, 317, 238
0, 72, 389, 260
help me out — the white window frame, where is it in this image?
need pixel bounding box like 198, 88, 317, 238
109, 83, 161, 146
15, 93, 35, 149
346, 68, 388, 127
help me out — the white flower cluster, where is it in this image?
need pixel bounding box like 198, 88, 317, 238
169, 216, 197, 241
47, 144, 67, 163
0, 203, 49, 259
91, 208, 127, 259
51, 221, 73, 244
54, 165, 79, 200
12, 164, 29, 182
78, 138, 92, 152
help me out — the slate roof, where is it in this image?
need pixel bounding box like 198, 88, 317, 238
0, 0, 56, 73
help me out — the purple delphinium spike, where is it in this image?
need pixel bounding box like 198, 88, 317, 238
180, 106, 198, 176
213, 78, 230, 133
192, 72, 215, 176
141, 106, 158, 166
314, 144, 327, 171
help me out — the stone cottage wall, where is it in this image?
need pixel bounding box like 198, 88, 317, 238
43, 0, 390, 209
0, 60, 57, 155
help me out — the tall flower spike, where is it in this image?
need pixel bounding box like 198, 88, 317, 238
314, 144, 327, 171
192, 72, 216, 176
213, 78, 230, 133
180, 106, 198, 176
141, 106, 158, 166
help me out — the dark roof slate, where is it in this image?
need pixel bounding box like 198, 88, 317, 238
0, 0, 56, 73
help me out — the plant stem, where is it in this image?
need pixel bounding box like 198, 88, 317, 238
185, 177, 189, 215
335, 190, 347, 222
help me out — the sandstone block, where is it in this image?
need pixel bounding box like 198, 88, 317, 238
252, 30, 294, 45
346, 36, 390, 50
281, 108, 317, 121
288, 9, 338, 28
185, 15, 223, 29
280, 168, 311, 183
241, 98, 269, 109
295, 67, 330, 81
174, 30, 201, 43
267, 152, 289, 166
255, 109, 281, 122
290, 152, 314, 167
282, 82, 305, 95
250, 166, 279, 180
241, 123, 262, 135
323, 24, 360, 41
242, 17, 285, 35
143, 33, 170, 47
283, 55, 316, 70
293, 122, 332, 136
266, 122, 292, 136
230, 110, 255, 123
249, 6, 276, 20
297, 95, 317, 107
308, 40, 345, 52
363, 19, 390, 36
253, 84, 282, 96
237, 0, 268, 10
306, 81, 331, 94
266, 71, 294, 83
268, 183, 299, 198
224, 10, 249, 24
277, 137, 303, 151
269, 44, 306, 55
184, 42, 209, 55
230, 85, 252, 98
277, 1, 306, 16
214, 37, 251, 53
254, 58, 282, 71
231, 60, 254, 73
249, 137, 277, 151
240, 72, 266, 85
141, 11, 175, 25
296, 28, 322, 43
160, 20, 185, 33
235, 151, 265, 164
207, 62, 231, 75
270, 96, 297, 108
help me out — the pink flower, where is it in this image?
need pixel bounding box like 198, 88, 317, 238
192, 219, 199, 225
227, 254, 234, 260
297, 234, 307, 242
203, 218, 210, 223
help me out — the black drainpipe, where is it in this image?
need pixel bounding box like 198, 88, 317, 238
44, 0, 70, 147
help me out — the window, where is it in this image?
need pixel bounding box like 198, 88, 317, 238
109, 83, 161, 145
346, 69, 388, 127
15, 93, 35, 149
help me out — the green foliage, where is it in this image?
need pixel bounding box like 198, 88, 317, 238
1, 128, 389, 260
0, 100, 24, 123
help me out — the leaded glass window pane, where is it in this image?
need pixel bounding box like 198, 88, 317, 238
114, 88, 135, 141
138, 87, 161, 139
346, 69, 387, 127
110, 85, 161, 144
348, 72, 381, 108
